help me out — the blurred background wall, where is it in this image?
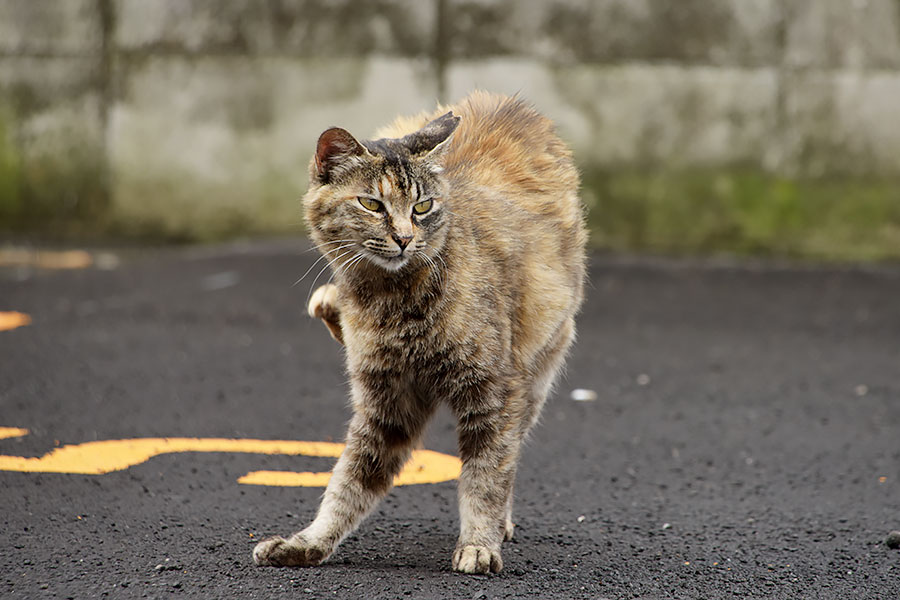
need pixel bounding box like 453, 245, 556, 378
1, 0, 899, 260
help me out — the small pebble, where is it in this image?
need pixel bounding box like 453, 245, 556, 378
886, 531, 900, 549
570, 388, 597, 402
94, 253, 120, 270
201, 271, 240, 291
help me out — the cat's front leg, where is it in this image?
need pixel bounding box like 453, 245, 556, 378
452, 397, 523, 574
254, 388, 432, 568
252, 451, 373, 567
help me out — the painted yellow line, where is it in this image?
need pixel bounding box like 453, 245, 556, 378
240, 471, 334, 487
239, 449, 462, 487
0, 432, 462, 487
0, 438, 344, 474
0, 427, 29, 440
0, 312, 31, 332
0, 249, 92, 269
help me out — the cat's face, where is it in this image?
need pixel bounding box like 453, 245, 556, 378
304, 113, 459, 274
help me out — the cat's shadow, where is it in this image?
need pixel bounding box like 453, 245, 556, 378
330, 524, 460, 572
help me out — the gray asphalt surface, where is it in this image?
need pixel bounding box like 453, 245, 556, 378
1, 240, 899, 599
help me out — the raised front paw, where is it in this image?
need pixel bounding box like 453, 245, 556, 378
252, 535, 329, 568
308, 284, 339, 321
452, 544, 503, 574
308, 284, 343, 344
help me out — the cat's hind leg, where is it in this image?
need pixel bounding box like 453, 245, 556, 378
503, 488, 516, 541
502, 317, 576, 546
308, 283, 343, 344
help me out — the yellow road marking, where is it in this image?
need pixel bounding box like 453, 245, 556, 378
0, 312, 31, 332
0, 427, 29, 440
0, 437, 343, 474
0, 248, 92, 269
0, 431, 461, 487
240, 470, 335, 487
240, 449, 462, 487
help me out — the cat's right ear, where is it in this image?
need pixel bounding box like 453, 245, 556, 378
315, 127, 368, 183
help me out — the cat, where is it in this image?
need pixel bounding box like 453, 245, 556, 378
253, 91, 587, 574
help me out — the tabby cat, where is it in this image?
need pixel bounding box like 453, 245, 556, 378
253, 91, 587, 574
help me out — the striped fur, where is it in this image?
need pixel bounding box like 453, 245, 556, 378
253, 91, 587, 574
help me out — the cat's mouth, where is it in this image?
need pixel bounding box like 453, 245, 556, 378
359, 238, 427, 272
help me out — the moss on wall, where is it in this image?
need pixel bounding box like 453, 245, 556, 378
582, 168, 900, 262
0, 96, 109, 236
18, 139, 108, 233
0, 107, 23, 224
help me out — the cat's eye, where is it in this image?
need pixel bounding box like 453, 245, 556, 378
358, 197, 382, 212
412, 199, 433, 215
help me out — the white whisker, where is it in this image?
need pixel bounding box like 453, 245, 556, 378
292, 243, 356, 287
305, 239, 356, 253
434, 252, 448, 288
337, 252, 367, 280
305, 249, 356, 306
328, 252, 366, 288
418, 249, 445, 290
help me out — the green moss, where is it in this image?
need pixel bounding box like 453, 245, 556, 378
0, 108, 23, 223
582, 168, 900, 262
21, 149, 107, 227
0, 103, 109, 236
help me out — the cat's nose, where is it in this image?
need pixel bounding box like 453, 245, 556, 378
392, 234, 413, 251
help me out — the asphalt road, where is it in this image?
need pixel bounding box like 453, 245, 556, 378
1, 240, 898, 599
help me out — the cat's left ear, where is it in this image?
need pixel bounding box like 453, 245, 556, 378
400, 112, 460, 158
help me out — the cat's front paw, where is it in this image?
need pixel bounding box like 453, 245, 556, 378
308, 284, 339, 321
308, 284, 344, 344
253, 535, 329, 567
452, 544, 503, 574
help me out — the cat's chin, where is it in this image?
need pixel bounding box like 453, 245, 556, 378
367, 254, 410, 272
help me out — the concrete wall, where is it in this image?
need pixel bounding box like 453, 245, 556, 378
1, 0, 899, 241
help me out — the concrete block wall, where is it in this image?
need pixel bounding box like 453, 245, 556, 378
0, 0, 109, 229
1, 0, 899, 240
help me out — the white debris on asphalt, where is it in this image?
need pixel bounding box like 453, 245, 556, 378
570, 388, 597, 402
201, 271, 240, 291
94, 253, 120, 270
